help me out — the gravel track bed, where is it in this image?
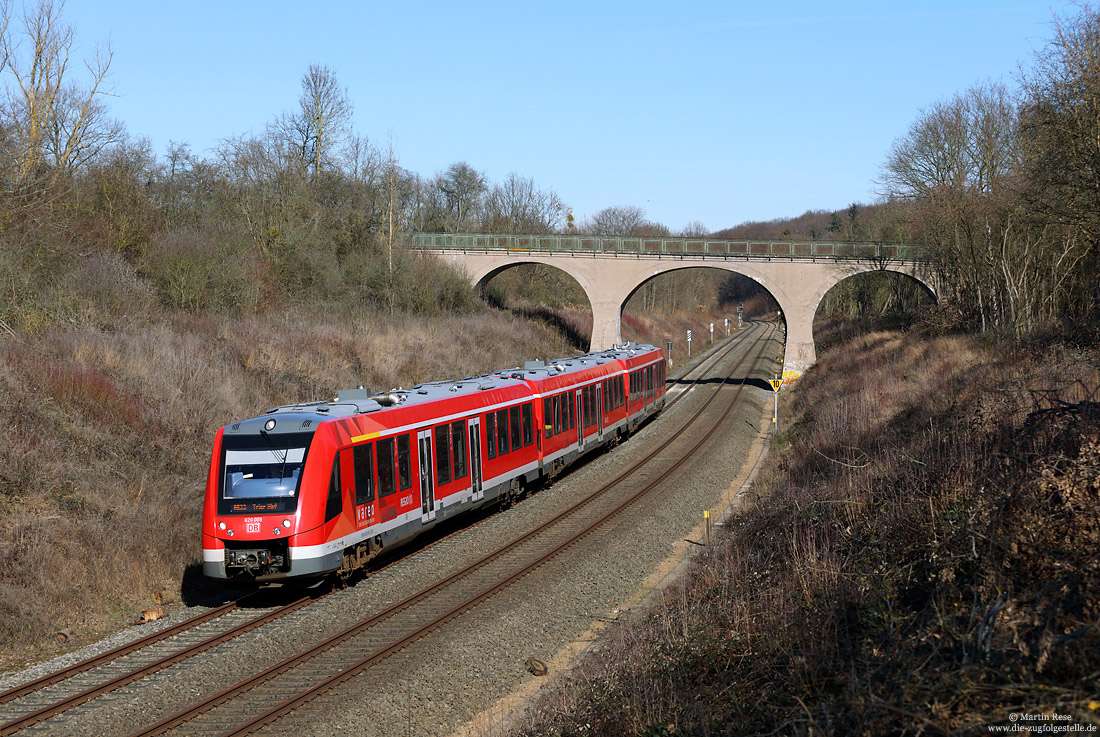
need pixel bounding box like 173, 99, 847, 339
0, 326, 780, 737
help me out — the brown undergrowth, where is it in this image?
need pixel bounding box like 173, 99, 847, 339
513, 330, 1100, 736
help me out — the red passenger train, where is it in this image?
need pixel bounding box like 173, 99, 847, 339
202, 343, 667, 582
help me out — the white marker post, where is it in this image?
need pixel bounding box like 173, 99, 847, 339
769, 376, 783, 432
709, 322, 714, 344
687, 329, 692, 358
724, 317, 730, 336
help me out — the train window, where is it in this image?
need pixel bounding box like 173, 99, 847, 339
435, 425, 452, 485
325, 456, 343, 522
509, 406, 521, 450
567, 392, 575, 430
496, 408, 510, 456
553, 395, 561, 435
396, 434, 411, 492
486, 413, 497, 459
377, 438, 396, 497
584, 386, 595, 428
452, 420, 467, 479
521, 403, 533, 447
353, 443, 375, 505
543, 397, 553, 437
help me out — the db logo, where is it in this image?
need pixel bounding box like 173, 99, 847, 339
246, 522, 261, 534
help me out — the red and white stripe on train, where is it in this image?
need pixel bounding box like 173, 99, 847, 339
202, 343, 667, 582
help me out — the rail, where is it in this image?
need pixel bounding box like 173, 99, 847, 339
412, 232, 925, 261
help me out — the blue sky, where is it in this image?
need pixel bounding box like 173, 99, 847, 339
58, 1, 1073, 233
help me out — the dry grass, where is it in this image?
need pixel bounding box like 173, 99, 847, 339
512, 329, 1100, 736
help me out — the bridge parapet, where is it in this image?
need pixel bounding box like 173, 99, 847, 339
412, 232, 926, 262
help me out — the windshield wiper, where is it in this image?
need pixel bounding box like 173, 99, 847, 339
259, 428, 290, 480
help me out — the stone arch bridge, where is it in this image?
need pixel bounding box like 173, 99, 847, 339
414, 233, 938, 379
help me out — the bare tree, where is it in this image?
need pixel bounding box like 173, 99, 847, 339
881, 83, 1026, 331
1019, 5, 1100, 323
678, 221, 708, 237
483, 172, 568, 233
590, 205, 647, 236
0, 0, 120, 184
273, 64, 353, 182
430, 161, 486, 232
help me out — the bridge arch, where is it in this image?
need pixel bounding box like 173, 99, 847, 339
468, 259, 604, 315
431, 246, 939, 378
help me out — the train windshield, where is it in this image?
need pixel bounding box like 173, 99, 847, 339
224, 448, 304, 498
219, 431, 313, 514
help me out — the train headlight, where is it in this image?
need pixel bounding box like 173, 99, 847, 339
282, 519, 291, 529
218, 521, 226, 530
227, 529, 234, 536
264, 419, 276, 431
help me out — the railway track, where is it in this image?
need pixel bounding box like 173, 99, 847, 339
132, 323, 776, 737
0, 322, 771, 737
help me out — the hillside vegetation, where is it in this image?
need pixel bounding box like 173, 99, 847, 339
514, 326, 1100, 735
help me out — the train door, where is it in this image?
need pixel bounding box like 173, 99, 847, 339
575, 389, 584, 451
596, 383, 604, 441
467, 417, 483, 502
417, 429, 436, 523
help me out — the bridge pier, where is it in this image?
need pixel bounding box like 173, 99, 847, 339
778, 303, 816, 380
589, 298, 624, 353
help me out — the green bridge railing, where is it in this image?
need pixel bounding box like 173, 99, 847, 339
412, 232, 924, 261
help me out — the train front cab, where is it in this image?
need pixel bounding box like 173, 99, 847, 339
202, 418, 344, 582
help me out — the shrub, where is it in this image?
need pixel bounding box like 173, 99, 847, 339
143, 227, 264, 313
